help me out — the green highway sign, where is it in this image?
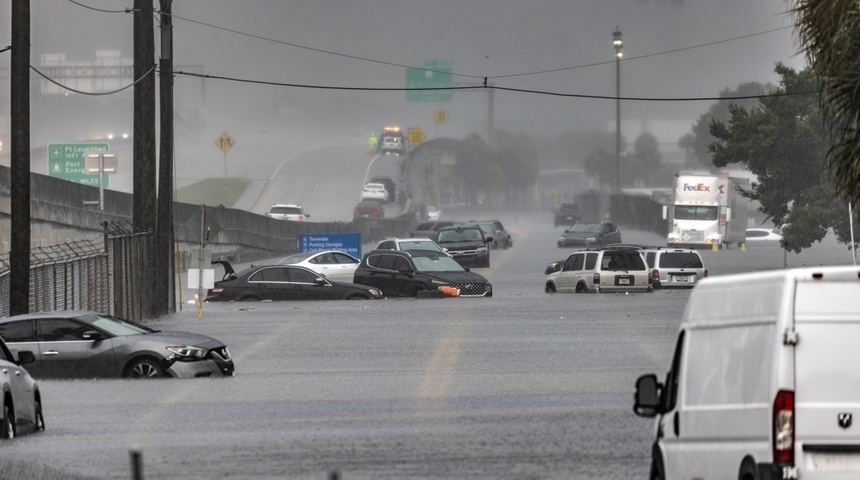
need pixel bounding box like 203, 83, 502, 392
406, 61, 453, 102
48, 143, 111, 187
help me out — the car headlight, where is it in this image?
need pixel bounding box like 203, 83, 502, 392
166, 345, 208, 360
369, 288, 383, 298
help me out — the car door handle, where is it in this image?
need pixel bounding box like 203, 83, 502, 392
42, 350, 60, 356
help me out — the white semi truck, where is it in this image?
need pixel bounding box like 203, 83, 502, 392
664, 174, 749, 248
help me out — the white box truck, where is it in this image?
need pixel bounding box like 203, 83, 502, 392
634, 266, 860, 480
664, 174, 749, 248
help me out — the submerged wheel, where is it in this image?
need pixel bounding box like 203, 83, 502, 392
545, 283, 557, 293
126, 358, 166, 379
1, 403, 15, 439
34, 399, 45, 432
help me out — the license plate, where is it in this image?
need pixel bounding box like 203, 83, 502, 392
675, 275, 689, 282
617, 276, 631, 285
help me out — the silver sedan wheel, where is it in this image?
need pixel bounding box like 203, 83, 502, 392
127, 359, 166, 378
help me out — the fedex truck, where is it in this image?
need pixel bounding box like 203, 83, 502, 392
664, 174, 749, 248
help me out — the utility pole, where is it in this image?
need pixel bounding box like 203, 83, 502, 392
156, 0, 176, 315
9, 2, 30, 315
134, 0, 158, 317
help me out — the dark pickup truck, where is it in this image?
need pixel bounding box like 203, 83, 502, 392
554, 203, 581, 227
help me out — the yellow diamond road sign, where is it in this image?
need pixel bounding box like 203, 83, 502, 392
215, 132, 235, 154
407, 127, 426, 146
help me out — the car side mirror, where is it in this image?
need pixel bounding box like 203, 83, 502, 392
313, 277, 327, 285
17, 350, 36, 365
485, 235, 494, 243
633, 374, 663, 417
82, 330, 104, 341
398, 267, 412, 275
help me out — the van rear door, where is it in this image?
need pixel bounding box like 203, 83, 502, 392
793, 280, 860, 473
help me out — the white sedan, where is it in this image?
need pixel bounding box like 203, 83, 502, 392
277, 250, 361, 280
360, 183, 389, 202
745, 227, 783, 243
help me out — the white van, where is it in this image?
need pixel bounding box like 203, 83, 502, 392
634, 266, 860, 480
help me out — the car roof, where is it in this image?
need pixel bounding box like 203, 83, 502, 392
438, 223, 482, 231
641, 246, 700, 252
2, 310, 98, 321
380, 237, 436, 243
270, 203, 302, 208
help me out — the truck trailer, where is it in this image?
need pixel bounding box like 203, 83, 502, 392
664, 174, 749, 248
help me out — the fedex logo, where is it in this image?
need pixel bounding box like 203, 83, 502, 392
683, 183, 710, 192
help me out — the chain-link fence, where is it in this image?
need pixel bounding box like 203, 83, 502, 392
0, 222, 152, 323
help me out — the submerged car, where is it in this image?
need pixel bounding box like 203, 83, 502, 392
745, 227, 783, 243
0, 310, 235, 379
0, 335, 44, 439
471, 219, 512, 249
641, 247, 707, 288
376, 237, 448, 254
435, 224, 493, 268
353, 249, 492, 298
208, 260, 382, 301
277, 250, 360, 281
545, 246, 651, 294
557, 221, 622, 247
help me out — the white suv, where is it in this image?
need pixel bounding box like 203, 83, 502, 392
545, 246, 652, 294
641, 247, 707, 288
266, 204, 309, 222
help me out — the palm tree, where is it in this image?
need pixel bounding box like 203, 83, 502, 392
792, 0, 860, 206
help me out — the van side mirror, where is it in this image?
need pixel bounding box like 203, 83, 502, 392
633, 374, 663, 417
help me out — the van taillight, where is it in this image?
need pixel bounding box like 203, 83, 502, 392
703, 269, 709, 278
593, 273, 600, 284
651, 269, 660, 281
298, 216, 304, 222
773, 389, 795, 465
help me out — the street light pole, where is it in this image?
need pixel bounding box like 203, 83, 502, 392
613, 28, 623, 193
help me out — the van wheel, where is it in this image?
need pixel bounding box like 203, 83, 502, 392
650, 447, 666, 480
575, 283, 588, 293
545, 283, 556, 293
738, 457, 759, 480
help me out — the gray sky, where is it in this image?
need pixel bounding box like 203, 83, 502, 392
3, 1, 805, 152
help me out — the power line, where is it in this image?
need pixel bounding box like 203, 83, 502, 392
172, 68, 816, 102
30, 64, 156, 95
490, 26, 795, 79
143, 5, 792, 83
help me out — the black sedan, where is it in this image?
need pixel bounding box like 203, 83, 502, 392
353, 249, 492, 298
0, 335, 44, 438
207, 260, 383, 301
0, 310, 234, 379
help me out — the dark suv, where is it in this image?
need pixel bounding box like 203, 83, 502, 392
353, 249, 492, 298
410, 221, 462, 241
554, 203, 581, 227
557, 221, 621, 248
435, 224, 493, 268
